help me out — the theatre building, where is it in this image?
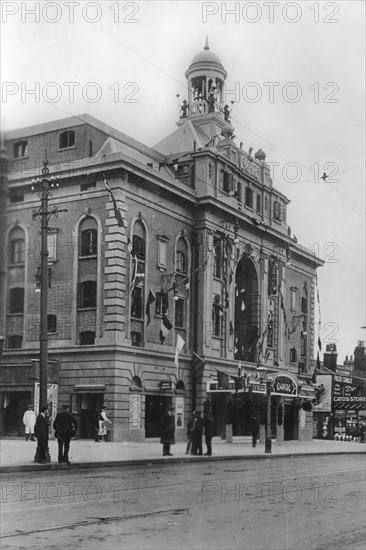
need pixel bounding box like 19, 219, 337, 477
0, 40, 323, 442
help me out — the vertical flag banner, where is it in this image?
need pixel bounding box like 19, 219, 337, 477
174, 334, 185, 374
160, 315, 172, 344
145, 289, 156, 326
103, 175, 124, 227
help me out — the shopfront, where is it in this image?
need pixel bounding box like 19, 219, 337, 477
207, 373, 316, 442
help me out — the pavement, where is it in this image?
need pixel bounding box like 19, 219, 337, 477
1, 437, 365, 473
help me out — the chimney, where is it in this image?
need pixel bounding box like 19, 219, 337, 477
323, 343, 338, 372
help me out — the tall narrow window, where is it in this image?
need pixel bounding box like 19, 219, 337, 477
213, 236, 222, 279
175, 298, 185, 328
78, 281, 97, 308
212, 300, 222, 337
245, 187, 253, 208
9, 288, 24, 314
47, 315, 57, 333
155, 292, 169, 316
80, 229, 97, 256
8, 238, 25, 264
157, 236, 168, 268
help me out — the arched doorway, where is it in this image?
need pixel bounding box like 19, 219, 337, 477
234, 256, 260, 363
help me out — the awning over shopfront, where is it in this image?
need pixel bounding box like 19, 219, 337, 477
207, 372, 317, 400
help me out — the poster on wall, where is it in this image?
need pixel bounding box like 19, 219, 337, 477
175, 397, 184, 429
129, 395, 141, 429
34, 383, 58, 427
312, 375, 332, 412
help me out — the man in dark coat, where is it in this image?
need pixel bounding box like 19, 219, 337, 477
250, 414, 260, 448
34, 405, 50, 463
53, 405, 78, 464
203, 414, 214, 456
185, 412, 195, 455
160, 406, 175, 456
191, 411, 204, 455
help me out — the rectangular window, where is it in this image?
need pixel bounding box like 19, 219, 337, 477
80, 181, 96, 191
47, 314, 57, 333
132, 235, 145, 260
176, 251, 186, 274
155, 292, 169, 316
80, 331, 95, 345
157, 237, 167, 268
78, 281, 97, 309
8, 335, 23, 349
245, 187, 253, 208
131, 286, 143, 318
131, 331, 142, 347
59, 131, 75, 149
9, 190, 24, 203
212, 303, 222, 337
274, 201, 283, 222
213, 237, 222, 279
80, 229, 97, 256
9, 288, 24, 314
9, 240, 25, 264
256, 194, 261, 213
47, 231, 58, 261
291, 288, 298, 311
175, 298, 185, 328
13, 141, 28, 158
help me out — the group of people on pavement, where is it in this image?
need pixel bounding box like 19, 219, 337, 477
159, 407, 214, 457
23, 403, 78, 465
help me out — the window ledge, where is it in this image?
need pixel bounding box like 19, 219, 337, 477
58, 146, 76, 152
79, 255, 97, 260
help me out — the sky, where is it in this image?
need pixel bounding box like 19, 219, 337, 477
1, 0, 365, 363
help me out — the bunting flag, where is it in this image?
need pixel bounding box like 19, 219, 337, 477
174, 334, 185, 374
229, 321, 234, 335
318, 336, 322, 352
104, 175, 124, 227
264, 348, 270, 364
216, 370, 230, 390
145, 289, 156, 327
159, 314, 172, 344
185, 281, 190, 297
192, 351, 206, 368
225, 290, 230, 311
256, 327, 267, 360
279, 288, 287, 325
130, 256, 145, 292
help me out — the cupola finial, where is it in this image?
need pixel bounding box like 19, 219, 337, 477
204, 36, 209, 50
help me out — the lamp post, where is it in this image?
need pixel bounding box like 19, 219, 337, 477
257, 365, 273, 454
32, 158, 67, 410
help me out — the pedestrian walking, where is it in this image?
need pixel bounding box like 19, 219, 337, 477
96, 406, 112, 442
160, 406, 175, 456
185, 412, 195, 454
22, 405, 36, 442
53, 405, 78, 465
191, 411, 204, 455
250, 414, 260, 448
203, 414, 214, 456
34, 405, 49, 463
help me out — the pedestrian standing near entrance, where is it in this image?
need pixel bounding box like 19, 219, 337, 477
96, 406, 112, 442
23, 405, 36, 442
160, 406, 175, 456
34, 405, 49, 463
53, 405, 78, 465
185, 412, 195, 454
191, 411, 204, 455
250, 414, 260, 448
203, 414, 214, 456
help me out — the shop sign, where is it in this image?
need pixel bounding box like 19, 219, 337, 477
160, 380, 173, 390
272, 375, 297, 396
299, 385, 316, 399
313, 375, 332, 412
206, 379, 238, 392
248, 381, 266, 394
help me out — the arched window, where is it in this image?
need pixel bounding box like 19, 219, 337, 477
79, 217, 98, 257
8, 227, 25, 264
176, 238, 188, 274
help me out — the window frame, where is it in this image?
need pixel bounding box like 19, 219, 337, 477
77, 280, 97, 309
59, 130, 75, 150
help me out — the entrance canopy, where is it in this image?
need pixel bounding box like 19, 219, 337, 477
207, 372, 317, 400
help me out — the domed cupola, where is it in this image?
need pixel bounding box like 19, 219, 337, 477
180, 38, 228, 120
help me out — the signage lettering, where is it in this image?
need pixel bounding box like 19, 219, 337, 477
240, 156, 261, 180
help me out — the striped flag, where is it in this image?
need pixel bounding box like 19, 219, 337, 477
174, 334, 185, 374
104, 175, 124, 227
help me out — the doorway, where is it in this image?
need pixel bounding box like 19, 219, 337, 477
1, 391, 31, 436
145, 395, 172, 438
284, 403, 296, 440
77, 393, 104, 439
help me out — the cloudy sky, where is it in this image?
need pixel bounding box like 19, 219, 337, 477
2, 0, 365, 363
